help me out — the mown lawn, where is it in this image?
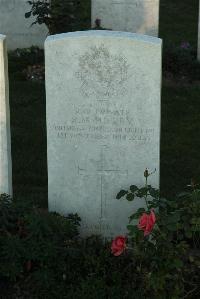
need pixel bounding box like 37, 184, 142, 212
9, 0, 200, 205
159, 0, 199, 48
9, 79, 47, 206
161, 84, 200, 195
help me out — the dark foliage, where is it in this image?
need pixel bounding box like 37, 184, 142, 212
0, 194, 146, 298
26, 0, 91, 35
1, 187, 200, 298
117, 179, 200, 299
163, 43, 200, 81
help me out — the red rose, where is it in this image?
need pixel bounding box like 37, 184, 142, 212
138, 210, 156, 236
111, 235, 127, 256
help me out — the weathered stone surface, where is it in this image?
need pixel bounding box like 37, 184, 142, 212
0, 0, 48, 49
92, 0, 159, 36
45, 31, 162, 238
0, 35, 12, 195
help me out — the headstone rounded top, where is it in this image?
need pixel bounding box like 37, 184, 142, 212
45, 30, 162, 45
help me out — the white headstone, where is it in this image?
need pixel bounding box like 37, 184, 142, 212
0, 0, 48, 50
45, 31, 162, 238
0, 35, 12, 196
92, 0, 160, 37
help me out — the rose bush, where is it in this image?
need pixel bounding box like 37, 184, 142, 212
112, 169, 200, 298
25, 0, 90, 35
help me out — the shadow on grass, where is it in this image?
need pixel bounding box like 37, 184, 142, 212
9, 79, 47, 207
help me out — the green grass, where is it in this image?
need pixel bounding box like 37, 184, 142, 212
9, 79, 47, 206
161, 83, 200, 195
8, 0, 200, 205
159, 0, 199, 48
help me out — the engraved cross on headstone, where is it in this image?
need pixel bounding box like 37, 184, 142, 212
78, 145, 128, 231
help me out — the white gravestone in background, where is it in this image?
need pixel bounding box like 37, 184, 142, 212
0, 0, 48, 50
92, 0, 160, 37
0, 35, 12, 196
45, 31, 162, 238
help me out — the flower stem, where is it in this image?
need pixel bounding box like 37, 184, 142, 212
145, 175, 150, 211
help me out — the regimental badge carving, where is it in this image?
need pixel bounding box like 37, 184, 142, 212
75, 44, 130, 100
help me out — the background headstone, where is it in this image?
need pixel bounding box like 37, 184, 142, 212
0, 0, 48, 50
92, 0, 160, 36
45, 31, 162, 238
0, 35, 12, 196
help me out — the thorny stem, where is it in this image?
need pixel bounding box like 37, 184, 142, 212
144, 175, 150, 211
144, 168, 156, 211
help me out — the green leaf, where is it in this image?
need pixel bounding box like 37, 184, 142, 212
177, 191, 190, 198
126, 193, 134, 201
177, 233, 184, 240
127, 225, 138, 236
25, 11, 32, 18
185, 230, 192, 238
116, 190, 128, 199
136, 187, 147, 198
148, 187, 159, 199
190, 217, 200, 225
167, 201, 178, 208
130, 185, 138, 193
129, 214, 139, 222
173, 259, 183, 269
165, 212, 181, 225
137, 208, 146, 214
191, 225, 200, 232
129, 208, 146, 223
166, 224, 178, 231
